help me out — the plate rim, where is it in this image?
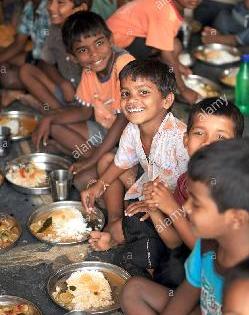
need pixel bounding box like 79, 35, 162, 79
0, 294, 42, 315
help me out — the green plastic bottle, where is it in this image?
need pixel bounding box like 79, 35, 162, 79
235, 54, 249, 115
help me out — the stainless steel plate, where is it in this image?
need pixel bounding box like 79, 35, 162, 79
0, 111, 39, 141
4, 153, 71, 195
219, 67, 239, 87
0, 213, 22, 253
0, 295, 42, 315
193, 44, 240, 65
48, 262, 131, 313
28, 201, 105, 245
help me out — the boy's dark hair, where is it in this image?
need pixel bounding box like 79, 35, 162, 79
187, 97, 244, 137
224, 258, 249, 292
62, 11, 111, 54
188, 138, 249, 213
119, 60, 176, 97
73, 0, 92, 8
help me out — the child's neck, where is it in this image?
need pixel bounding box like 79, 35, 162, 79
217, 226, 249, 268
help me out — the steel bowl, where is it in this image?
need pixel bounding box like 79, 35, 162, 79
219, 67, 239, 87
27, 201, 105, 245
0, 213, 22, 253
47, 262, 131, 313
0, 295, 42, 315
0, 111, 39, 141
4, 153, 71, 195
193, 43, 240, 66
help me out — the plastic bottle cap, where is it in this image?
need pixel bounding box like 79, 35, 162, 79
241, 54, 249, 62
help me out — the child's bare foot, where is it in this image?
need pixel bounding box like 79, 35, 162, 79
88, 231, 113, 251
1, 89, 26, 107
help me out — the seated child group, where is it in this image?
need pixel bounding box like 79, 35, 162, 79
1, 0, 249, 314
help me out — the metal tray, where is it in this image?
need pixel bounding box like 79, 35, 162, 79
28, 201, 105, 245
0, 111, 39, 141
0, 295, 42, 315
48, 262, 131, 313
0, 213, 22, 252
193, 43, 240, 66
219, 67, 239, 87
4, 153, 71, 195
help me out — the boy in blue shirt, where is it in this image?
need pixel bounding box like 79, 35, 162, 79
121, 138, 249, 315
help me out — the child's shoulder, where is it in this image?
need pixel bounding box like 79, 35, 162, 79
113, 47, 135, 73
161, 113, 186, 133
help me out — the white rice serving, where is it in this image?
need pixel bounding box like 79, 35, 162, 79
54, 270, 114, 310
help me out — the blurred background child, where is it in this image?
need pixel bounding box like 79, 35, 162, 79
19, 0, 92, 113
0, 0, 50, 107
223, 258, 249, 315
202, 0, 249, 46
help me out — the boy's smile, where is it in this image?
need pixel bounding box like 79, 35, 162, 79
72, 34, 113, 73
120, 77, 172, 126
184, 114, 236, 156
48, 0, 86, 25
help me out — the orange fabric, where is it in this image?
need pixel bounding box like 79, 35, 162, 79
75, 51, 134, 129
107, 0, 183, 51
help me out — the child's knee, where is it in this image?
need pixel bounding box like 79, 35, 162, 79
120, 276, 145, 304
19, 63, 36, 83
97, 152, 115, 176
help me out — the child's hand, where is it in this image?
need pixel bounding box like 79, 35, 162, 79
201, 27, 220, 44
81, 181, 105, 213
69, 157, 97, 175
125, 201, 158, 221
179, 64, 192, 76
60, 80, 75, 103
32, 116, 52, 151
145, 181, 179, 215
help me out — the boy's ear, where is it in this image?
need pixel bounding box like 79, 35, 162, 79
68, 53, 78, 64
183, 132, 189, 148
163, 92, 174, 110
225, 209, 249, 230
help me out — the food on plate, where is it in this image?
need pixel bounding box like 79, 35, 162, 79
178, 52, 193, 67
52, 270, 114, 310
0, 116, 37, 137
0, 216, 20, 250
0, 303, 34, 315
220, 68, 238, 87
6, 163, 48, 188
30, 208, 92, 243
183, 77, 220, 98
195, 49, 239, 64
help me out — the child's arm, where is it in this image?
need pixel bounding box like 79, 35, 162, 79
202, 27, 237, 46
33, 107, 93, 151
161, 280, 200, 315
39, 61, 75, 102
160, 50, 199, 105
144, 181, 196, 249
70, 114, 128, 174
81, 162, 128, 212
0, 33, 27, 63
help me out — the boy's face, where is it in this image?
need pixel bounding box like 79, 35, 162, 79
223, 280, 249, 315
175, 0, 200, 9
72, 34, 113, 73
184, 114, 236, 157
120, 76, 173, 126
184, 180, 230, 238
47, 0, 87, 25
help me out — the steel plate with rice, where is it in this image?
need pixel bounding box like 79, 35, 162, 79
5, 153, 71, 194
219, 67, 239, 87
0, 213, 22, 252
181, 75, 221, 101
0, 111, 39, 140
193, 44, 240, 66
28, 201, 105, 245
0, 295, 42, 315
48, 262, 131, 313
